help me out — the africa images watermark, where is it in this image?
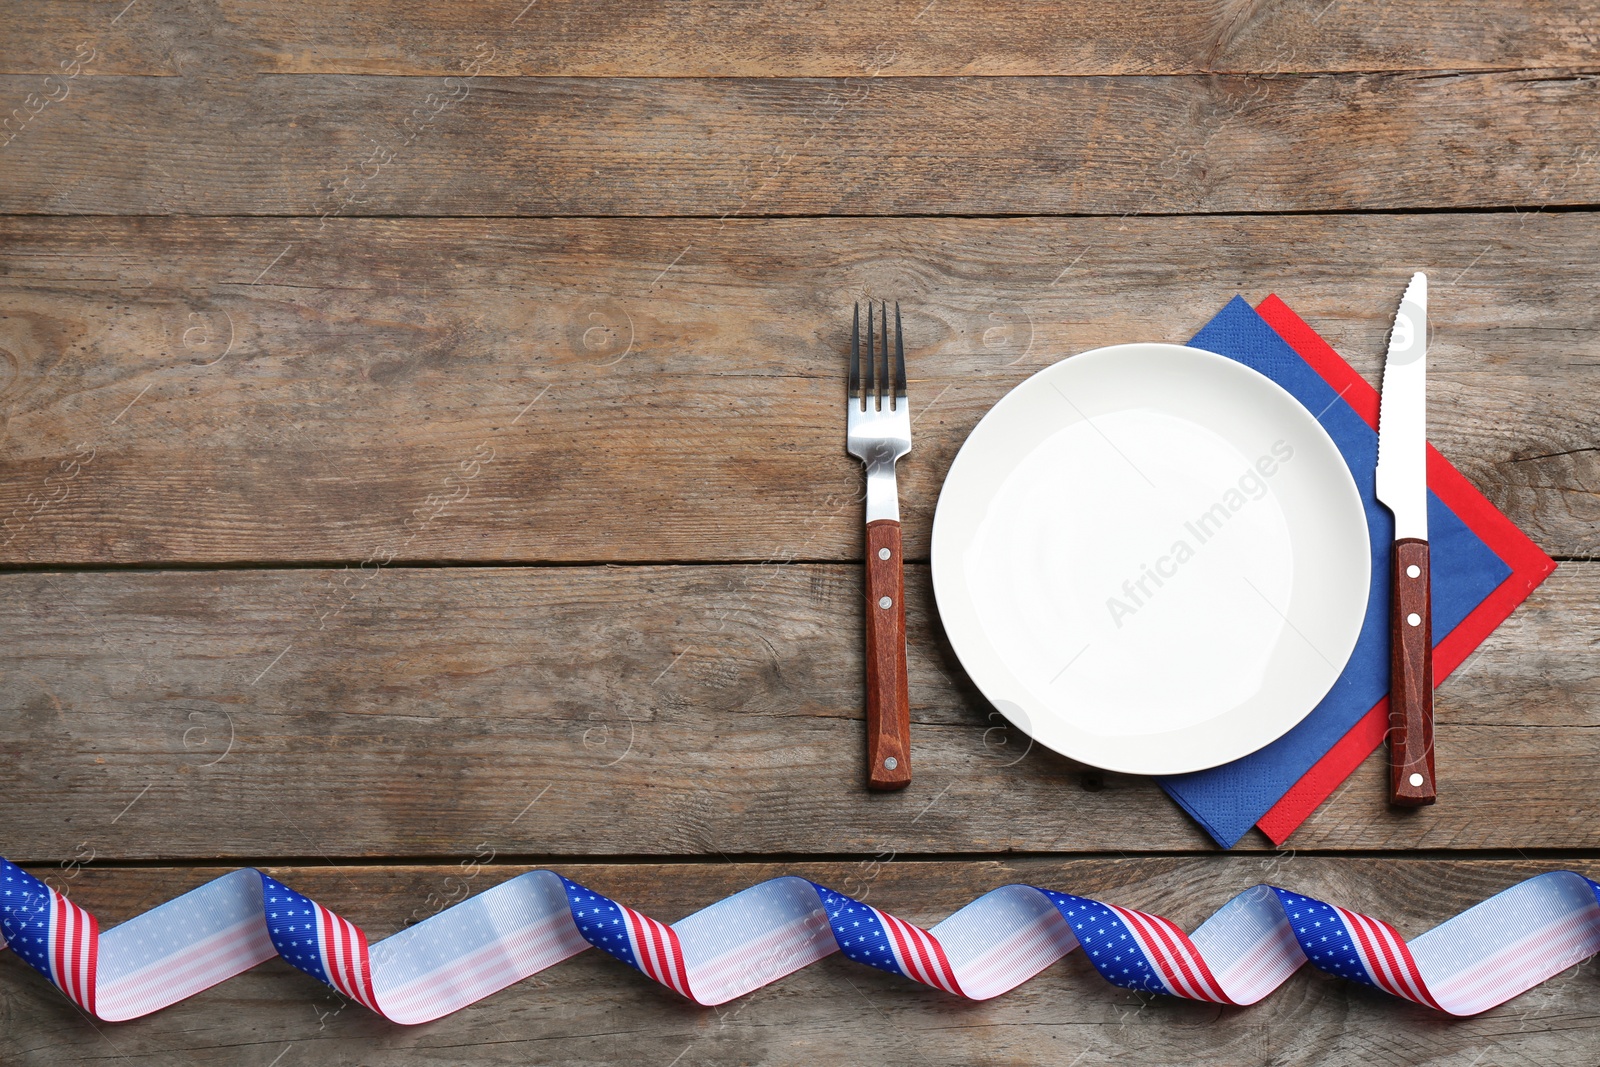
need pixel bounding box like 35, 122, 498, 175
1105, 438, 1295, 629
1, 42, 95, 148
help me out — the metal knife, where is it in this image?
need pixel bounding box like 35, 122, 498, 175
1374, 272, 1436, 806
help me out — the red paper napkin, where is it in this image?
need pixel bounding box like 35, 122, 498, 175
1253, 296, 1557, 843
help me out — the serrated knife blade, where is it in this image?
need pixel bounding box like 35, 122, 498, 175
1375, 272, 1428, 541
1375, 272, 1436, 807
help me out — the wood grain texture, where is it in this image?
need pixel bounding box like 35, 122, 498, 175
1389, 539, 1436, 805
3, 69, 1600, 216
864, 520, 911, 790
4, 858, 1599, 1066
2, 2, 1594, 1060
3, 0, 1598, 77
0, 562, 1592, 861
1, 214, 1595, 565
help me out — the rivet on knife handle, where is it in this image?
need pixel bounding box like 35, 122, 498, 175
865, 520, 912, 789
1389, 538, 1436, 805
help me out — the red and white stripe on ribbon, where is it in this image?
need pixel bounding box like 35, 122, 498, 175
4, 858, 1598, 1025
313, 900, 380, 1012
47, 889, 99, 1015
871, 905, 966, 997
1333, 904, 1443, 1010
619, 903, 693, 1000
1108, 904, 1233, 1005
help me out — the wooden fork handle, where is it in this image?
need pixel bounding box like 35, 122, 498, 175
1389, 538, 1436, 806
865, 519, 912, 790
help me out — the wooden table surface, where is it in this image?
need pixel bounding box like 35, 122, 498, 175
3, 2, 1598, 1063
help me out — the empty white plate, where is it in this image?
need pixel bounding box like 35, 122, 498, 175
931, 343, 1370, 775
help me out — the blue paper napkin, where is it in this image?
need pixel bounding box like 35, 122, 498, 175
1156, 297, 1510, 848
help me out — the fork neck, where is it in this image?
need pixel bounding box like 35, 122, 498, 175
864, 459, 900, 523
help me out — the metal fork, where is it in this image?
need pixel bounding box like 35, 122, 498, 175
846, 301, 912, 790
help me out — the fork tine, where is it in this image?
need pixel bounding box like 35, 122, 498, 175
893, 302, 907, 407
883, 303, 896, 415
849, 302, 861, 409
865, 299, 876, 409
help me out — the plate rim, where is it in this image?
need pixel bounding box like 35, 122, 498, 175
930, 341, 1371, 775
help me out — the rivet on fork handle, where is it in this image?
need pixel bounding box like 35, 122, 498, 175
865, 518, 911, 789
847, 300, 913, 791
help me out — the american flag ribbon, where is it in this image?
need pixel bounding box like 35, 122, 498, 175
0, 863, 99, 1015
260, 874, 381, 1012
3, 855, 1597, 1023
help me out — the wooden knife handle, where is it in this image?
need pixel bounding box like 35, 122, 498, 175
1389, 538, 1436, 806
865, 519, 912, 790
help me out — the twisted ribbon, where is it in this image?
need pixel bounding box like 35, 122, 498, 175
2, 857, 1596, 1023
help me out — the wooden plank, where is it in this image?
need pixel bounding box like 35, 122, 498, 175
4, 70, 1600, 217
5, 0, 1598, 77
0, 563, 1593, 860
4, 857, 1599, 1065
0, 214, 1594, 565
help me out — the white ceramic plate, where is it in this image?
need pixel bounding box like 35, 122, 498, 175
931, 343, 1370, 775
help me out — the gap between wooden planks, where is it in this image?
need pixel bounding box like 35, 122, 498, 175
1, 70, 1599, 216
0, 213, 1595, 566
0, 563, 1593, 860
4, 857, 1600, 1066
